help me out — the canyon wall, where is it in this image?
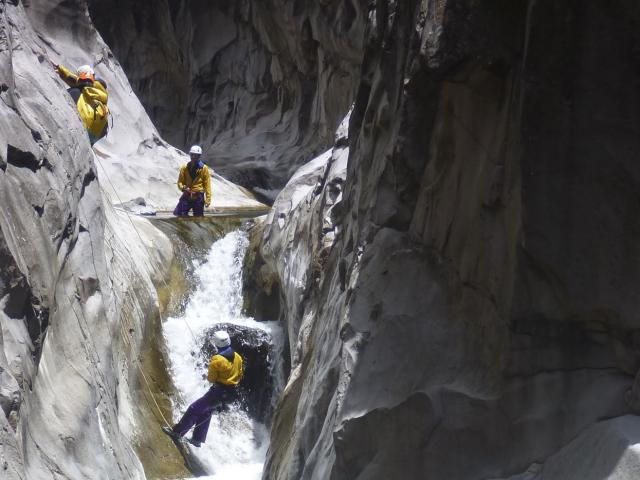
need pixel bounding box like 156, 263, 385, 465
259, 1, 640, 479
0, 0, 255, 478
3, 0, 640, 479
0, 1, 172, 477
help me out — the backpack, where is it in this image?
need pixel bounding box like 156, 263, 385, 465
78, 83, 109, 139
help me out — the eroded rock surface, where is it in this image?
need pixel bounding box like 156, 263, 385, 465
260, 2, 640, 479
87, 0, 365, 192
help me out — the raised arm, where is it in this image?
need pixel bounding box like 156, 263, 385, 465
55, 64, 79, 89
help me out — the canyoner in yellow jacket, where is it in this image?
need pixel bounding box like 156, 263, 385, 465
177, 162, 212, 205
174, 145, 212, 216
161, 331, 243, 447
207, 345, 244, 385
55, 63, 109, 145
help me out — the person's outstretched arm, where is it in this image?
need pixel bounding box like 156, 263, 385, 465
54, 64, 79, 89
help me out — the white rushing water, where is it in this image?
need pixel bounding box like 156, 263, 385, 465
163, 230, 282, 478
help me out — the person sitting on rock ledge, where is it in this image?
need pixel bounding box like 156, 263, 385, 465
52, 62, 109, 145
173, 145, 212, 217
162, 330, 243, 447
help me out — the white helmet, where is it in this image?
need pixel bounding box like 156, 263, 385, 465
212, 331, 231, 349
189, 145, 202, 155
77, 65, 95, 80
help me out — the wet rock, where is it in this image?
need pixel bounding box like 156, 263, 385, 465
115, 197, 157, 216
197, 323, 275, 422
242, 219, 281, 323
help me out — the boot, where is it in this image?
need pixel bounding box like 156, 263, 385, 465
161, 426, 181, 440
187, 437, 202, 448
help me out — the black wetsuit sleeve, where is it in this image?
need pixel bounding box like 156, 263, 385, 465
67, 87, 82, 104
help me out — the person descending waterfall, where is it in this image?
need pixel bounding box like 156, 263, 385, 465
174, 145, 212, 217
52, 62, 109, 145
162, 330, 243, 447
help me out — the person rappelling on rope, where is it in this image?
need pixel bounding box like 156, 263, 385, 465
162, 331, 243, 447
51, 61, 109, 145
174, 145, 212, 217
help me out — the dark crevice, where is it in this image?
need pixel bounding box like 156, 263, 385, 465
80, 168, 97, 197
6, 144, 41, 172
31, 129, 42, 143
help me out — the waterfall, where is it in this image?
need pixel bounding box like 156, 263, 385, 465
163, 229, 283, 478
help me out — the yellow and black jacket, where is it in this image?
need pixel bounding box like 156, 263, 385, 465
177, 161, 212, 205
207, 347, 243, 386
57, 65, 109, 139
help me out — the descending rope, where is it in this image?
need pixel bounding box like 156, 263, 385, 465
62, 155, 207, 430
90, 160, 238, 434
62, 287, 172, 428
93, 155, 199, 342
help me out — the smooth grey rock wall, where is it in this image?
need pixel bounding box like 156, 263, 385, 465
0, 1, 174, 478
261, 1, 640, 479
87, 0, 365, 192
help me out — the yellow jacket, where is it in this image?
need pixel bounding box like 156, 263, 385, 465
57, 64, 109, 138
207, 350, 243, 386
177, 161, 212, 205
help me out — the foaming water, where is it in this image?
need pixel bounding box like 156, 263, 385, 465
163, 230, 282, 478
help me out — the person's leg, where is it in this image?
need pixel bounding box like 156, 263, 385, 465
185, 197, 196, 216
188, 386, 227, 444
193, 193, 205, 217
173, 194, 190, 216
173, 389, 217, 437
190, 409, 214, 444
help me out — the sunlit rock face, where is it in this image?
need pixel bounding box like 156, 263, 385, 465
87, 0, 365, 193
259, 2, 640, 479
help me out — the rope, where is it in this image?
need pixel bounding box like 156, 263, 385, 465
91, 153, 226, 435
65, 281, 219, 438
61, 157, 205, 430
62, 287, 171, 428
92, 154, 199, 342
60, 150, 225, 438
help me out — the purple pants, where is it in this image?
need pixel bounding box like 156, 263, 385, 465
173, 192, 205, 217
173, 384, 236, 443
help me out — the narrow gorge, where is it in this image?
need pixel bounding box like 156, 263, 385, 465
2, 1, 640, 480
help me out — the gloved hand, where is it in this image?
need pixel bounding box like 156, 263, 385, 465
49, 59, 59, 72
